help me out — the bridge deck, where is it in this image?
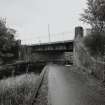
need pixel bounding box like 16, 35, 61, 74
30, 40, 73, 52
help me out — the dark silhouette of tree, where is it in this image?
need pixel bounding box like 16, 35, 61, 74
0, 18, 19, 64
81, 0, 105, 32
83, 32, 105, 57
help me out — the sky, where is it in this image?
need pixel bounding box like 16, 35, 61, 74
0, 0, 87, 44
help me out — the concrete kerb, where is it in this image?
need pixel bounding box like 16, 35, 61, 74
31, 65, 48, 105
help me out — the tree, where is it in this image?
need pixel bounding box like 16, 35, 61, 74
0, 18, 19, 64
81, 0, 105, 32
83, 32, 105, 57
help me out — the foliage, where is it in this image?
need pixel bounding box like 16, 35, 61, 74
0, 18, 19, 64
81, 0, 105, 32
83, 32, 105, 57
0, 73, 39, 105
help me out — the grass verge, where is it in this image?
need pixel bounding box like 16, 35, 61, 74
0, 73, 39, 105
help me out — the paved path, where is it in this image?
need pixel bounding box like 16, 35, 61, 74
48, 64, 105, 105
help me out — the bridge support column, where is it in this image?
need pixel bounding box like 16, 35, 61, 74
75, 26, 84, 39
73, 26, 84, 65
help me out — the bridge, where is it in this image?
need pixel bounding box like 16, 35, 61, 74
19, 27, 83, 64
30, 40, 73, 52
19, 40, 73, 64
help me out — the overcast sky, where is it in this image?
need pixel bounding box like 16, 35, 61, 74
0, 0, 87, 44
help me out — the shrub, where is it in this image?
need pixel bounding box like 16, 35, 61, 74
83, 32, 105, 57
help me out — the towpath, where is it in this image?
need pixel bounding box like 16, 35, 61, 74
48, 64, 105, 105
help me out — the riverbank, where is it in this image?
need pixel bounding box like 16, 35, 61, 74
0, 73, 39, 105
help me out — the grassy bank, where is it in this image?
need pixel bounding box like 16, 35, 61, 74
34, 67, 49, 105
0, 73, 39, 105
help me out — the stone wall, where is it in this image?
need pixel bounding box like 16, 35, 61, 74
73, 26, 105, 81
